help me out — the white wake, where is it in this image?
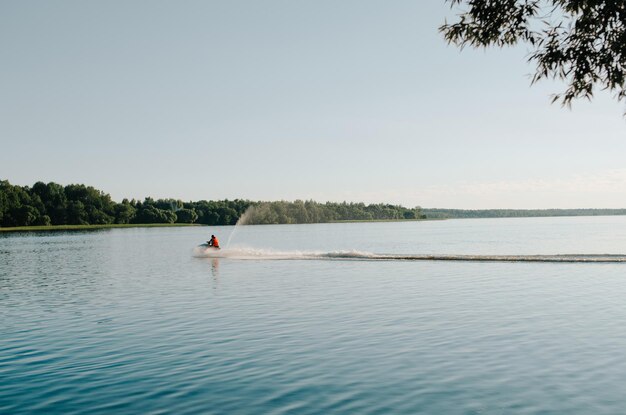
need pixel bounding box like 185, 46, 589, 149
193, 246, 626, 263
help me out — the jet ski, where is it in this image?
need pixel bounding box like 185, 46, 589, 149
199, 242, 221, 250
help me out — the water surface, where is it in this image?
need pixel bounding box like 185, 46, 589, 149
2, 217, 626, 414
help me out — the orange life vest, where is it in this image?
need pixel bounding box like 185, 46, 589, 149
211, 237, 220, 247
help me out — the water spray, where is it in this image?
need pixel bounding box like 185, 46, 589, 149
225, 205, 256, 249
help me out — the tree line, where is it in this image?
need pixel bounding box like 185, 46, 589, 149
4, 180, 626, 228
0, 180, 424, 227
239, 200, 425, 225
422, 208, 626, 219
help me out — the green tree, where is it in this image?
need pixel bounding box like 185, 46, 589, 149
10, 205, 39, 226
64, 184, 115, 223
440, 0, 626, 106
36, 215, 52, 226
202, 211, 220, 225
133, 205, 177, 224
154, 199, 183, 212
114, 201, 136, 224
66, 201, 88, 225
0, 183, 38, 226
175, 208, 198, 223
0, 180, 11, 224
32, 182, 68, 224
216, 206, 238, 225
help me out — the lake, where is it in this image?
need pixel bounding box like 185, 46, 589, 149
2, 217, 626, 414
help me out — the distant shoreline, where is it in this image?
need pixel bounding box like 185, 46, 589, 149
6, 179, 626, 229
329, 218, 441, 223
0, 223, 201, 233
422, 208, 626, 219
4, 213, 626, 233
0, 218, 441, 232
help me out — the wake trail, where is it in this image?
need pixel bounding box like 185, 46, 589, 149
193, 246, 626, 263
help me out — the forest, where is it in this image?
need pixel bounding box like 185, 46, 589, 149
421, 208, 626, 219
5, 179, 621, 228
0, 180, 424, 227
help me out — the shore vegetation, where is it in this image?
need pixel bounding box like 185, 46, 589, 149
0, 180, 424, 228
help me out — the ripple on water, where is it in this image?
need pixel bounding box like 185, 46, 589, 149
3, 224, 626, 414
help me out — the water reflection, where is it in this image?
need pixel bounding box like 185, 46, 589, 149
211, 258, 220, 277
210, 258, 220, 291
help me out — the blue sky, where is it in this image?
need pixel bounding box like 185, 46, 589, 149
1, 1, 625, 208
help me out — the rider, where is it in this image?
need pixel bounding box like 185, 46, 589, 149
208, 234, 220, 249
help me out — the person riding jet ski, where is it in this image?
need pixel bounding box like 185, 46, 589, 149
207, 234, 220, 249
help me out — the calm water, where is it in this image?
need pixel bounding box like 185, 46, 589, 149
2, 217, 626, 414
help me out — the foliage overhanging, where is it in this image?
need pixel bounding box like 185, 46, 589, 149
440, 0, 626, 106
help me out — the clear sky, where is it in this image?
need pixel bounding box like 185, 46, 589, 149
2, 1, 625, 209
